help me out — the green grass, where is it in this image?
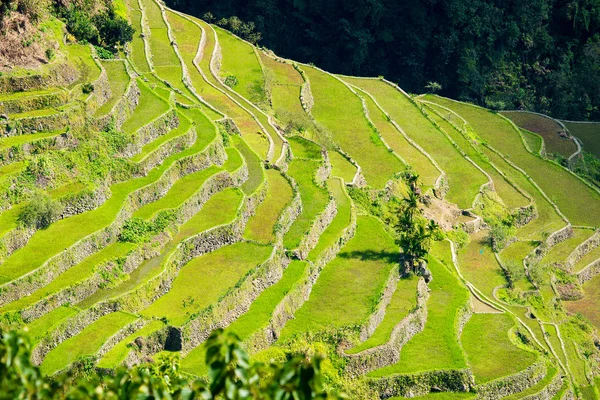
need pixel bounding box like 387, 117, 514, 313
223, 147, 244, 172
279, 215, 397, 339
520, 129, 544, 154
0, 242, 135, 313
303, 67, 405, 189
0, 129, 63, 150
307, 178, 352, 261
282, 159, 329, 250
132, 165, 220, 220
140, 242, 273, 326
40, 311, 137, 375
540, 228, 595, 266
0, 108, 215, 283
95, 60, 130, 116
129, 9, 152, 73
423, 103, 529, 209
574, 244, 600, 272
545, 323, 568, 367
391, 393, 476, 400
456, 230, 506, 298
347, 275, 417, 354
562, 121, 600, 158
344, 80, 440, 188
565, 273, 600, 330
503, 365, 557, 400
154, 66, 194, 98
425, 96, 600, 227
288, 136, 322, 160
131, 113, 192, 163
97, 320, 164, 369
461, 313, 537, 384
25, 306, 78, 344
140, 0, 164, 28
120, 79, 170, 134
258, 53, 304, 115
329, 151, 357, 183
348, 80, 487, 208
501, 111, 577, 158
369, 248, 469, 376
500, 241, 537, 264
214, 27, 265, 105
65, 43, 102, 89
232, 135, 264, 194
244, 169, 293, 243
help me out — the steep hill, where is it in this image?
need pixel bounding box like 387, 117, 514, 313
1, 0, 600, 398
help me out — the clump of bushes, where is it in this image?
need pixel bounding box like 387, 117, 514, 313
119, 211, 176, 243
224, 75, 238, 88
210, 14, 261, 44
18, 192, 62, 229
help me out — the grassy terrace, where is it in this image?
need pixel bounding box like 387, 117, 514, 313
258, 53, 305, 115
97, 320, 165, 369
347, 276, 417, 354
40, 311, 137, 375
503, 366, 557, 400
279, 215, 397, 339
129, 8, 152, 73
423, 103, 529, 209
244, 169, 293, 243
501, 111, 577, 158
329, 151, 357, 183
25, 306, 78, 344
461, 313, 537, 384
521, 129, 543, 154
562, 121, 600, 158
282, 149, 329, 250
343, 79, 439, 188
182, 260, 309, 375
140, 242, 273, 326
302, 67, 405, 189
120, 79, 170, 134
132, 165, 220, 220
539, 228, 595, 266
214, 27, 265, 106
391, 393, 476, 400
0, 242, 135, 313
347, 79, 487, 208
0, 108, 215, 284
307, 178, 352, 261
78, 182, 244, 309
130, 112, 192, 163
456, 230, 506, 298
566, 274, 600, 329
0, 129, 63, 150
231, 135, 264, 195
65, 43, 102, 89
370, 243, 469, 376
166, 12, 270, 159
94, 60, 130, 117
425, 96, 600, 227
574, 244, 600, 272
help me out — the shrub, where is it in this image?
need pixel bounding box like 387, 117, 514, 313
93, 45, 113, 59
81, 83, 94, 94
224, 75, 238, 88
18, 192, 62, 229
119, 217, 154, 243
93, 8, 134, 48
61, 7, 99, 44
44, 48, 54, 60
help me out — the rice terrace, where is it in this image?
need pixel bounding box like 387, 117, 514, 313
0, 0, 600, 398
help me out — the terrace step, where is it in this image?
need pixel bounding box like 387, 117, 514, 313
0, 88, 70, 115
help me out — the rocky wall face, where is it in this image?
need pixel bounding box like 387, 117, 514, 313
475, 361, 546, 400
294, 197, 337, 260
92, 79, 140, 132
0, 90, 71, 115
370, 368, 474, 398
359, 267, 400, 342
568, 229, 600, 271
136, 127, 197, 176
121, 109, 180, 159
0, 63, 79, 94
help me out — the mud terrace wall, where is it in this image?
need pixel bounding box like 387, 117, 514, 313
344, 278, 429, 376
0, 138, 226, 307
370, 369, 474, 399
476, 360, 546, 400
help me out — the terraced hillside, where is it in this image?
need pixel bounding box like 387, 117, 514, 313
1, 0, 600, 398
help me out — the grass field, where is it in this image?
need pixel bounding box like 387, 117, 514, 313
461, 313, 537, 383
369, 247, 469, 376
425, 96, 600, 227
214, 27, 265, 105
25, 305, 78, 344
244, 169, 293, 243
282, 159, 330, 250
40, 311, 137, 375
520, 129, 544, 155
231, 135, 264, 195
302, 67, 405, 189
423, 103, 529, 209
129, 9, 152, 73
565, 275, 600, 329
258, 53, 304, 115
97, 320, 164, 369
307, 178, 352, 261
141, 242, 273, 326
120, 79, 170, 134
95, 61, 130, 117
347, 80, 487, 208
347, 276, 417, 354
0, 129, 62, 150
574, 245, 600, 272
279, 215, 397, 339
502, 111, 576, 158
329, 151, 357, 183
562, 121, 600, 158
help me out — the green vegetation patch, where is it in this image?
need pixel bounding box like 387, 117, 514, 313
329, 151, 357, 183
141, 242, 273, 326
280, 215, 397, 339
97, 320, 164, 369
303, 67, 405, 189
232, 135, 264, 194
120, 78, 170, 134
562, 121, 600, 159
461, 313, 537, 384
129, 9, 151, 73
95, 60, 130, 116
503, 365, 557, 400
244, 169, 293, 243
540, 228, 595, 266
41, 311, 137, 375
25, 306, 78, 344
131, 113, 192, 163
259, 53, 304, 115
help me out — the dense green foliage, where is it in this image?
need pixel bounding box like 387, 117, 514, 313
18, 192, 62, 229
0, 328, 338, 399
167, 0, 600, 120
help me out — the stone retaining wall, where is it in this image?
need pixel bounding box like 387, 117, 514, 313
475, 361, 546, 400
294, 196, 336, 260
93, 77, 140, 132
578, 258, 600, 284
96, 318, 147, 361
122, 109, 179, 159
567, 229, 600, 271
0, 63, 79, 94
86, 64, 112, 115
344, 278, 429, 376
358, 266, 400, 342
1, 106, 83, 136
0, 90, 71, 115
370, 369, 474, 398
135, 126, 197, 176
0, 131, 77, 168
521, 373, 563, 400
